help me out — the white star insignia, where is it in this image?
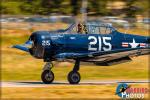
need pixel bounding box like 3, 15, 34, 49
129, 39, 139, 48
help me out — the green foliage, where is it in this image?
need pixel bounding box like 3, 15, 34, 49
1, 1, 22, 14
70, 0, 81, 15
19, 0, 70, 15
123, 0, 149, 17
1, 0, 149, 17
133, 0, 149, 16
88, 0, 110, 15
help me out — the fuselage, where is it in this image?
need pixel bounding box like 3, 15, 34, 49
29, 30, 149, 61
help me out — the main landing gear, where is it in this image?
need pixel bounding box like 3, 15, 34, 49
67, 60, 81, 84
41, 62, 54, 84
41, 60, 81, 84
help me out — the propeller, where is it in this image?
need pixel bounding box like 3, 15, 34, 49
12, 40, 33, 52
25, 40, 33, 46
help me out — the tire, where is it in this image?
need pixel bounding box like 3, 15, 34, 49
67, 71, 81, 84
41, 70, 54, 84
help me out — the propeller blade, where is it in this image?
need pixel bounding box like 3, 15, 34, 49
12, 40, 33, 52
12, 45, 29, 52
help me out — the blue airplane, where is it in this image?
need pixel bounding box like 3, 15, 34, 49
12, 23, 150, 84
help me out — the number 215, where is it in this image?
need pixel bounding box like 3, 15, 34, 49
88, 36, 112, 51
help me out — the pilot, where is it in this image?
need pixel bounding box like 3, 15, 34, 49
83, 24, 88, 34
77, 23, 84, 34
77, 23, 88, 34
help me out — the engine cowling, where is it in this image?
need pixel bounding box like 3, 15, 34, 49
29, 32, 43, 58
29, 32, 53, 59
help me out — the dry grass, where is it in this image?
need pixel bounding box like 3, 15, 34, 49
1, 84, 149, 99
2, 22, 68, 34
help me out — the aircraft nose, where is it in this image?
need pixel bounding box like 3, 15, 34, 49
24, 40, 33, 48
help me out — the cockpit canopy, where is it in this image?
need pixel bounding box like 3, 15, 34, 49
66, 22, 116, 34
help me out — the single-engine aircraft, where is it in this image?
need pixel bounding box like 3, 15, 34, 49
12, 23, 150, 84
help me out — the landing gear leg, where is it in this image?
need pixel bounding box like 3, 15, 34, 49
67, 60, 81, 84
41, 62, 54, 84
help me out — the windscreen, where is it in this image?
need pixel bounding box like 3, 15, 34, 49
86, 24, 114, 34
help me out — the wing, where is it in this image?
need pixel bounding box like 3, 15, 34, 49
54, 47, 150, 64
54, 52, 88, 59
88, 47, 150, 62
92, 47, 150, 66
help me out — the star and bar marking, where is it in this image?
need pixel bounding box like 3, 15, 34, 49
122, 39, 147, 48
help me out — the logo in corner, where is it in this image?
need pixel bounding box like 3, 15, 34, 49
115, 83, 149, 99
116, 83, 130, 98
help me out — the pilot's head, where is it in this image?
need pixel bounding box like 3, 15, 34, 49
77, 23, 84, 33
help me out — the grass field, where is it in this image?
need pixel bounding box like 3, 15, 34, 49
2, 77, 149, 99
1, 22, 149, 99
1, 84, 149, 99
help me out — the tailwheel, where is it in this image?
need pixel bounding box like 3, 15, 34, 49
67, 71, 81, 84
41, 70, 54, 84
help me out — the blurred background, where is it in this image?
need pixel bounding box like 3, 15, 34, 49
1, 0, 149, 99
1, 0, 150, 31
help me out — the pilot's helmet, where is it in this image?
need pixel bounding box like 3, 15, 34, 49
77, 23, 83, 33
78, 23, 83, 29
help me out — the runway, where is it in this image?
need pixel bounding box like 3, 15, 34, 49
1, 80, 149, 87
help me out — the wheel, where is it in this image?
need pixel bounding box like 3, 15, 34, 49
67, 71, 81, 84
41, 70, 54, 84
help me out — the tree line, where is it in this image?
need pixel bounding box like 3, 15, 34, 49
1, 0, 149, 17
